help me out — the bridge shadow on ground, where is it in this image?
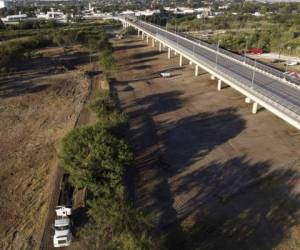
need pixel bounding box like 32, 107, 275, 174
165, 156, 300, 250
129, 90, 184, 118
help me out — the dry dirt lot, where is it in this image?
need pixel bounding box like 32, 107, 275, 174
0, 46, 92, 250
113, 36, 300, 250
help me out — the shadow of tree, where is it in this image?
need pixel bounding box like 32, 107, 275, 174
132, 50, 163, 59
114, 44, 146, 51
165, 156, 300, 250
128, 58, 158, 66
159, 108, 246, 172
130, 65, 152, 70
0, 79, 50, 98
130, 90, 184, 117
110, 75, 161, 90
0, 50, 93, 98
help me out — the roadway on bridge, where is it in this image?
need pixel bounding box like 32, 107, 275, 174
135, 20, 300, 118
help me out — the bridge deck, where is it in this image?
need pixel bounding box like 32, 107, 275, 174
122, 18, 300, 129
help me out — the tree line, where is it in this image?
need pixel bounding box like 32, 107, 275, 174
0, 25, 112, 72
166, 13, 300, 56
58, 33, 159, 249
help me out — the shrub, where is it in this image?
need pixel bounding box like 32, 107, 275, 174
89, 91, 128, 129
79, 197, 156, 250
99, 48, 116, 77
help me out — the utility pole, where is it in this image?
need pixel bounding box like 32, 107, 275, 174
215, 40, 220, 69
285, 46, 292, 76
244, 37, 248, 64
251, 59, 257, 89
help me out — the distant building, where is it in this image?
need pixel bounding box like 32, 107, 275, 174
135, 9, 160, 17
1, 12, 28, 23
252, 12, 264, 17
120, 10, 135, 16
0, 0, 6, 8
219, 5, 229, 10
37, 8, 68, 23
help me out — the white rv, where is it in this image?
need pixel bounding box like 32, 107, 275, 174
53, 206, 72, 248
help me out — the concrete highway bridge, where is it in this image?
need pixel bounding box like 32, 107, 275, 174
118, 17, 300, 130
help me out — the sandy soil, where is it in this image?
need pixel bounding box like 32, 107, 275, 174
0, 46, 91, 250
113, 36, 300, 250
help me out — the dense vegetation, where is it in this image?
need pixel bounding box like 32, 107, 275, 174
58, 31, 157, 248
60, 90, 157, 249
0, 22, 114, 72
165, 13, 300, 55
134, 2, 299, 56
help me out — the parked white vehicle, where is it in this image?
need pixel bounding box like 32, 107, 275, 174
160, 72, 172, 78
53, 206, 72, 248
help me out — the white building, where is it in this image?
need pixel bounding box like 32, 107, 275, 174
172, 7, 195, 15
1, 12, 28, 24
135, 9, 160, 17
37, 9, 68, 23
0, 0, 7, 9
120, 10, 135, 16
252, 11, 264, 17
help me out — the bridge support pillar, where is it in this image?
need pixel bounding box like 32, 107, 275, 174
189, 61, 193, 65
179, 55, 183, 67
146, 36, 149, 44
163, 43, 166, 48
168, 48, 171, 59
252, 102, 260, 114
174, 51, 177, 56
217, 80, 223, 91
210, 75, 215, 80
137, 30, 140, 37
152, 38, 155, 47
245, 97, 251, 103
141, 32, 144, 40
159, 42, 162, 52
195, 65, 199, 76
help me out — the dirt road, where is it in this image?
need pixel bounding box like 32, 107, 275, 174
113, 36, 300, 249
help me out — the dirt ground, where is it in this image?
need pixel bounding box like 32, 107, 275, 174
246, 54, 300, 74
113, 36, 300, 250
0, 46, 92, 250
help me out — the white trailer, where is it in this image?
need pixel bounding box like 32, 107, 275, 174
53, 206, 72, 248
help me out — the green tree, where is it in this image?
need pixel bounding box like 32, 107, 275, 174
59, 126, 133, 196
99, 48, 116, 77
